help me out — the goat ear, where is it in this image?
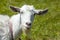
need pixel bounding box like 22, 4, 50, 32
10, 6, 20, 12
35, 8, 48, 15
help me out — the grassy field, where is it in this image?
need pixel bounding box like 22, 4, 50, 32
0, 0, 60, 40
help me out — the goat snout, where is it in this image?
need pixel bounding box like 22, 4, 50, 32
26, 22, 31, 26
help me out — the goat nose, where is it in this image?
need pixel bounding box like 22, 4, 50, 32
26, 22, 31, 26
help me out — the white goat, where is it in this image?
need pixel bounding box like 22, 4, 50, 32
0, 5, 48, 40
10, 5, 48, 40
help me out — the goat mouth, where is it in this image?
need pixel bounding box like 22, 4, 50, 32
22, 24, 31, 27
23, 25, 31, 29
26, 25, 31, 29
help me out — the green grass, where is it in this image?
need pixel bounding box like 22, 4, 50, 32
0, 0, 60, 40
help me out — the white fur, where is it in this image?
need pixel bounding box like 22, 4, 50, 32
10, 5, 35, 39
0, 15, 10, 40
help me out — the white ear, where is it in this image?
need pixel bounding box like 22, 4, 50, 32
34, 8, 48, 15
10, 6, 20, 12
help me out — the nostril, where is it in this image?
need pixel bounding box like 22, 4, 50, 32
26, 22, 31, 26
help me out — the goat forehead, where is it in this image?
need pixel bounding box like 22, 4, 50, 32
21, 5, 35, 10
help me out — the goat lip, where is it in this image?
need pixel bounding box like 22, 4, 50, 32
25, 25, 31, 29
27, 24, 31, 26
